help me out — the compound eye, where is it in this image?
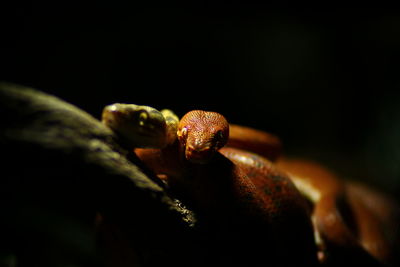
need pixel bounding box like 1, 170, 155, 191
138, 111, 148, 126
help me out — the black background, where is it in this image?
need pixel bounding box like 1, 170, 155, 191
2, 4, 400, 199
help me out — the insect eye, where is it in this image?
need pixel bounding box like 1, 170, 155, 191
138, 111, 148, 126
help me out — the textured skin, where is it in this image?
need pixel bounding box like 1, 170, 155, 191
276, 159, 398, 265
173, 110, 398, 266
177, 110, 282, 163
177, 110, 229, 164
103, 106, 399, 266
219, 147, 318, 263
137, 110, 319, 266
134, 144, 319, 266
